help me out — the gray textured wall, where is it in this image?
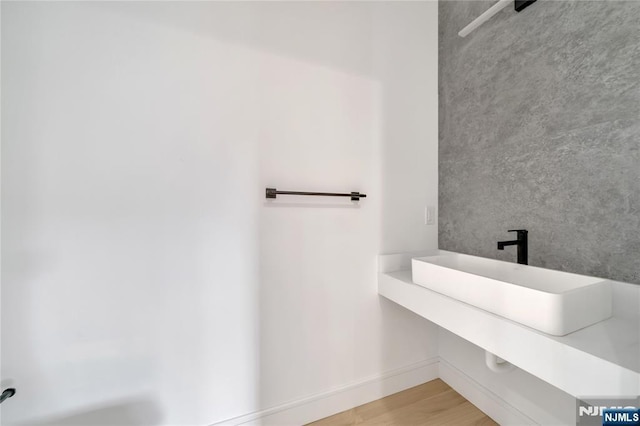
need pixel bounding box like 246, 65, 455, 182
439, 1, 640, 284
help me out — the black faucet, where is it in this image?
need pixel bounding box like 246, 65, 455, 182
497, 229, 528, 265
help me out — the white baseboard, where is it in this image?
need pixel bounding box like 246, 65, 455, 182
211, 357, 439, 426
212, 356, 539, 426
439, 358, 537, 426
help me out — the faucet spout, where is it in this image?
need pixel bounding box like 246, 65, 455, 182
497, 240, 518, 250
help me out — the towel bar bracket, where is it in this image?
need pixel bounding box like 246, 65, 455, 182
515, 0, 536, 12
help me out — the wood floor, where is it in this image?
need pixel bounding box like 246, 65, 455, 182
307, 379, 498, 426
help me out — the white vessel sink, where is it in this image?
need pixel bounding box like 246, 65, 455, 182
411, 251, 612, 336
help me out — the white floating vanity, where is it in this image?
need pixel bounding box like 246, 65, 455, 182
378, 250, 640, 398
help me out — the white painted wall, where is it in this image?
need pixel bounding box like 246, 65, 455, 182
373, 4, 439, 254
1, 2, 438, 425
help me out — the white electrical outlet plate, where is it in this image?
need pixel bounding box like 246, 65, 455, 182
425, 206, 435, 225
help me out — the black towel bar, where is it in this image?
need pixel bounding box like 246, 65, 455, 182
266, 188, 366, 201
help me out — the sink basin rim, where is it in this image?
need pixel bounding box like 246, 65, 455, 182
413, 251, 607, 294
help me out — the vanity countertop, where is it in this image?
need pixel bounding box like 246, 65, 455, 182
378, 252, 640, 398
